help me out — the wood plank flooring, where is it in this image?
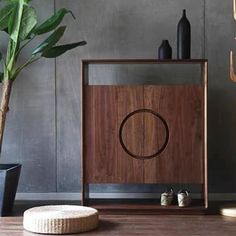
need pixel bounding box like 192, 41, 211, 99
0, 201, 236, 236
0, 214, 236, 236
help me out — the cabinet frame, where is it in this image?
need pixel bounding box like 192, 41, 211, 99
81, 59, 208, 214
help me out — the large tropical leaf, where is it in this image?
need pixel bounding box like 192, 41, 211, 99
19, 5, 37, 41
42, 41, 87, 58
8, 1, 24, 42
34, 8, 75, 35
0, 3, 16, 31
32, 26, 66, 55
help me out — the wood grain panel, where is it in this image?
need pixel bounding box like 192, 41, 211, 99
144, 85, 203, 184
85, 86, 118, 183
143, 87, 164, 182
117, 86, 144, 183
84, 85, 203, 184
121, 111, 143, 158
143, 112, 167, 157
85, 86, 144, 183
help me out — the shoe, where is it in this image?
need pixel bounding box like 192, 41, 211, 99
160, 188, 174, 206
177, 190, 191, 207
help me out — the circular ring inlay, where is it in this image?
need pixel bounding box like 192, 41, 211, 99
119, 109, 169, 160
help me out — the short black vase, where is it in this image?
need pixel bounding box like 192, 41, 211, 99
158, 40, 172, 59
177, 9, 191, 59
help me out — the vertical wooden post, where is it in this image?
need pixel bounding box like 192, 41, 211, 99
81, 60, 85, 205
230, 1, 236, 81
202, 61, 208, 209
230, 51, 236, 82
234, 0, 236, 20
81, 61, 89, 205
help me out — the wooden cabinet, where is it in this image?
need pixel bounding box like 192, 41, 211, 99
81, 60, 208, 214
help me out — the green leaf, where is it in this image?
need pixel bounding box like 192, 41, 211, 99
0, 3, 16, 31
0, 52, 2, 61
34, 8, 75, 35
19, 5, 37, 41
6, 0, 29, 70
8, 1, 24, 42
25, 23, 38, 39
32, 26, 66, 55
42, 41, 87, 58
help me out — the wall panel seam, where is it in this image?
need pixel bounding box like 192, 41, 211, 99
54, 0, 58, 192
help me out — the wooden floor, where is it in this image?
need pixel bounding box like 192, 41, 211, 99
1, 214, 236, 236
0, 202, 236, 236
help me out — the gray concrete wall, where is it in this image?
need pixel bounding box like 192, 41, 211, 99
0, 0, 235, 196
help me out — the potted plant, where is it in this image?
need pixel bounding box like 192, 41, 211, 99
0, 0, 86, 216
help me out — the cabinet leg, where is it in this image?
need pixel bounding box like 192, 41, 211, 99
81, 184, 89, 206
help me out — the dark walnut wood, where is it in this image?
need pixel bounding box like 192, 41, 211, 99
85, 86, 119, 183
143, 85, 203, 184
88, 202, 206, 215
82, 59, 207, 64
84, 85, 203, 184
119, 108, 169, 159
81, 59, 208, 212
117, 86, 144, 183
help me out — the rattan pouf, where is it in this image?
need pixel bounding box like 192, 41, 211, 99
23, 205, 99, 234
220, 206, 236, 217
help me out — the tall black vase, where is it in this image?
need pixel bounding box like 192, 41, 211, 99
158, 40, 172, 59
177, 9, 191, 59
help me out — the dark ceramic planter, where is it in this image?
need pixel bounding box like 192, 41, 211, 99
0, 164, 21, 216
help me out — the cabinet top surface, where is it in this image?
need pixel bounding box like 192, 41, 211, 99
82, 59, 208, 64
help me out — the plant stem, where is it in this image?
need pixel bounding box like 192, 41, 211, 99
0, 79, 13, 153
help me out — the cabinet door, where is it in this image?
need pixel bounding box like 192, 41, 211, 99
143, 85, 203, 184
85, 86, 144, 183
85, 86, 119, 183
84, 85, 203, 184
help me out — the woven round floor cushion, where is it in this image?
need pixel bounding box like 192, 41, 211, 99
23, 205, 99, 234
220, 206, 236, 217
